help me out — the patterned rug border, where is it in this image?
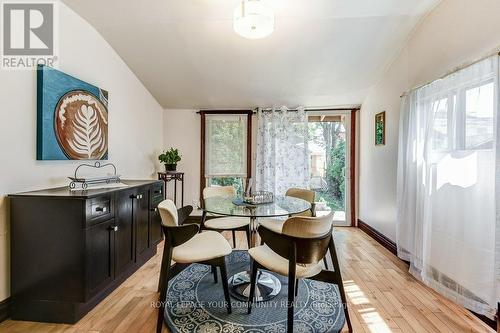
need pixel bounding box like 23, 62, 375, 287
164, 250, 345, 333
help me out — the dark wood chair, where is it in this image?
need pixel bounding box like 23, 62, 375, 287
201, 186, 251, 249
156, 199, 232, 333
497, 302, 499, 333
248, 213, 352, 333
260, 187, 330, 269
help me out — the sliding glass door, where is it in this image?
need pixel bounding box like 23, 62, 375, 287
308, 111, 351, 226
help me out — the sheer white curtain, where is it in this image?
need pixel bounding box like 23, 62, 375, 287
397, 56, 499, 318
256, 106, 309, 195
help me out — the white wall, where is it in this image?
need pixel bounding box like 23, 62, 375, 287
0, 3, 164, 302
359, 0, 500, 240
162, 109, 201, 208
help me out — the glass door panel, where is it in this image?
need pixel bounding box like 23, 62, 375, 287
308, 112, 351, 226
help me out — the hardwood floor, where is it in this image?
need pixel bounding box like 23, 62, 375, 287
0, 228, 494, 333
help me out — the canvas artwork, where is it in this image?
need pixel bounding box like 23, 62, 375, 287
37, 65, 109, 160
375, 111, 385, 146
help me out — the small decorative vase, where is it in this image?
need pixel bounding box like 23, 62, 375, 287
165, 164, 177, 172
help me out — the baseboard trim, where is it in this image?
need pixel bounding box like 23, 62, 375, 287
357, 219, 397, 256
0, 297, 9, 323
470, 309, 496, 331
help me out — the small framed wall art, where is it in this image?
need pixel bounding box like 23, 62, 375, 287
37, 65, 109, 160
375, 111, 386, 146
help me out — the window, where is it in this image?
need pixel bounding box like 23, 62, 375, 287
431, 97, 452, 151
200, 111, 252, 196
465, 81, 494, 149
426, 79, 495, 152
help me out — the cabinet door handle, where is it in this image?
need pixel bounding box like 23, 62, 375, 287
130, 194, 143, 199
95, 206, 107, 212
154, 190, 162, 194
108, 226, 118, 232
151, 208, 158, 212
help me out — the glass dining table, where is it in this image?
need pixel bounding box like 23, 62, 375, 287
200, 195, 311, 302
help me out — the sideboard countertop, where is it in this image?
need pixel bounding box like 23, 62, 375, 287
9, 179, 162, 199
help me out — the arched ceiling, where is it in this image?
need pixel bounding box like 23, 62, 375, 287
62, 0, 440, 109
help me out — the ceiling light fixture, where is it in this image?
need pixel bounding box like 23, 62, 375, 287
233, 0, 275, 39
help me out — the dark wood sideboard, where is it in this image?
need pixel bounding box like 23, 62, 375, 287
8, 180, 164, 324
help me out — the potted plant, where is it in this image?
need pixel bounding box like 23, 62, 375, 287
159, 148, 182, 172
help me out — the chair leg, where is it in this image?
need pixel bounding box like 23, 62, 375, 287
157, 238, 172, 292
219, 258, 232, 314
232, 230, 236, 248
329, 238, 352, 333
156, 246, 172, 333
288, 264, 296, 333
199, 211, 207, 233
323, 256, 329, 270
212, 265, 218, 284
295, 279, 299, 297
247, 259, 259, 314
246, 225, 252, 249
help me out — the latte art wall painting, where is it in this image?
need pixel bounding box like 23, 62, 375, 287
37, 65, 109, 160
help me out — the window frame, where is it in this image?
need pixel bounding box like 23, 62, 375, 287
428, 77, 495, 153
199, 110, 253, 200
462, 78, 495, 150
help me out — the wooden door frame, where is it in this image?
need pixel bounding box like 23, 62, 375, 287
350, 108, 358, 227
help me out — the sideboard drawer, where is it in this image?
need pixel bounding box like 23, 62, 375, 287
86, 195, 114, 225
150, 184, 164, 208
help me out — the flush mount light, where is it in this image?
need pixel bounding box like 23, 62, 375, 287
233, 0, 275, 39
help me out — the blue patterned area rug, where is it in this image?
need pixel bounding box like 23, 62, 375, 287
164, 250, 345, 333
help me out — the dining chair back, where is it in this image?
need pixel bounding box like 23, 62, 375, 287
285, 188, 315, 216
158, 199, 178, 226
201, 185, 251, 249
281, 213, 332, 238
203, 185, 237, 199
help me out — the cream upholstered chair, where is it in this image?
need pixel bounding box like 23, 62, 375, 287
259, 188, 330, 268
259, 188, 316, 234
248, 213, 352, 333
156, 199, 232, 333
202, 186, 251, 248
285, 188, 316, 217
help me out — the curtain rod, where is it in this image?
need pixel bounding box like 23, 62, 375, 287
197, 107, 360, 114
400, 49, 500, 98
259, 107, 360, 112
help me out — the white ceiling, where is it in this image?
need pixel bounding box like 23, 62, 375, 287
62, 0, 440, 109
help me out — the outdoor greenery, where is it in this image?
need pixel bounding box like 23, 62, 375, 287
158, 148, 182, 165
309, 122, 346, 211
316, 191, 344, 211
324, 140, 345, 209
208, 177, 244, 194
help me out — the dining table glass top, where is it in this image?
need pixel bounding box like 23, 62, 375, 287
200, 195, 311, 218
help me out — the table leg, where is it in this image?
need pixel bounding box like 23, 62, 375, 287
228, 216, 282, 302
